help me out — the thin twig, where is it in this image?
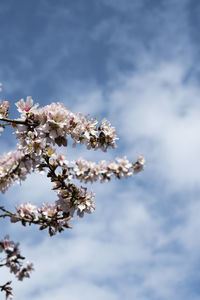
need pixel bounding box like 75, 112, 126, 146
0, 118, 27, 125
0, 117, 38, 126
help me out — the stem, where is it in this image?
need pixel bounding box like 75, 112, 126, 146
0, 214, 11, 218
0, 117, 38, 126
0, 206, 15, 216
0, 117, 28, 125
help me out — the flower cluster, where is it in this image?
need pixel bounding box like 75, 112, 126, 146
71, 154, 145, 183
0, 150, 39, 193
10, 202, 72, 236
15, 202, 38, 220
0, 235, 33, 284
14, 98, 118, 157
56, 184, 95, 218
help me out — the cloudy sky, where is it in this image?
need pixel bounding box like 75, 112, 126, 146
1, 0, 200, 299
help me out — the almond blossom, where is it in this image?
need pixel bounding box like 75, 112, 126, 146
15, 96, 39, 115
16, 203, 38, 220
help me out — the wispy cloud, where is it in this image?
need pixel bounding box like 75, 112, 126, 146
108, 62, 200, 190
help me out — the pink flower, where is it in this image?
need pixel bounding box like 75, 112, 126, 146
133, 154, 145, 174
39, 202, 58, 219
16, 202, 38, 219
15, 96, 39, 114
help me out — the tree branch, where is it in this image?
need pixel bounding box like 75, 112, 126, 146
0, 117, 38, 126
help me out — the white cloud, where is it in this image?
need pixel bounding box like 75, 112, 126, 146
108, 62, 200, 190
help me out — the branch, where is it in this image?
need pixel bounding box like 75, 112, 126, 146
0, 117, 27, 125
0, 206, 16, 219
0, 117, 38, 126
0, 205, 72, 236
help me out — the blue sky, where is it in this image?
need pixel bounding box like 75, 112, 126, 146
1, 0, 200, 299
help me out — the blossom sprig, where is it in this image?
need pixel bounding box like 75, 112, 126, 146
41, 154, 96, 220
15, 202, 72, 235
71, 154, 145, 183
8, 186, 95, 232
12, 98, 119, 154
0, 150, 40, 194
40, 150, 144, 186
0, 235, 33, 298
0, 205, 72, 236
